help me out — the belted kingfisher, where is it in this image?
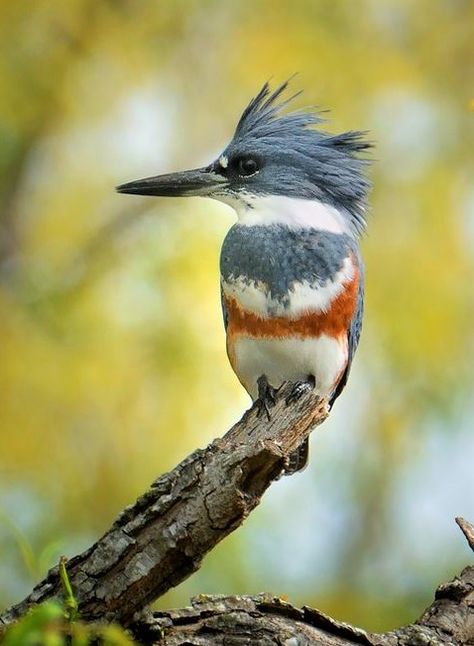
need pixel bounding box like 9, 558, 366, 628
117, 80, 371, 473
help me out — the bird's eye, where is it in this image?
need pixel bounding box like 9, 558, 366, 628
236, 157, 259, 177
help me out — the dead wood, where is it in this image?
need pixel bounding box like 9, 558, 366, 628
0, 383, 327, 628
1, 386, 472, 646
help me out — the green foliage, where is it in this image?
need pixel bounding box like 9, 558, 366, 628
2, 560, 135, 645
3, 601, 64, 646
58, 557, 78, 624
2, 602, 136, 646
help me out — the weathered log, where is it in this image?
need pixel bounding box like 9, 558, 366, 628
2, 387, 472, 646
0, 383, 328, 629
131, 560, 474, 645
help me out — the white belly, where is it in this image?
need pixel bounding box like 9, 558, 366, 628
233, 334, 347, 401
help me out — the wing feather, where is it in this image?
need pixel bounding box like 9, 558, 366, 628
220, 284, 229, 330
329, 262, 364, 407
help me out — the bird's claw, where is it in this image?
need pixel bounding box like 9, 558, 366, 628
285, 377, 315, 406
256, 375, 276, 421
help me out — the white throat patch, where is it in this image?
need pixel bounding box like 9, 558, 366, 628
215, 193, 350, 234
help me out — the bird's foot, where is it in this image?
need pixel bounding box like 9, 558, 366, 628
285, 376, 316, 406
256, 375, 277, 421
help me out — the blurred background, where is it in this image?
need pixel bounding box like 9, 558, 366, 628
0, 0, 473, 632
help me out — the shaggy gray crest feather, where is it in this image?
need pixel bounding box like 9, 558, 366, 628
224, 79, 373, 235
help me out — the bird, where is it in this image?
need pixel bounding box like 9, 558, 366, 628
117, 80, 372, 474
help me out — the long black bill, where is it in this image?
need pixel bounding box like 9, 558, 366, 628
116, 166, 226, 197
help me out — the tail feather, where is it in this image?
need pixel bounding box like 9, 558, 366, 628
285, 438, 309, 475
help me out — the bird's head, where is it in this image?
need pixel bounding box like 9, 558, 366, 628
117, 80, 372, 236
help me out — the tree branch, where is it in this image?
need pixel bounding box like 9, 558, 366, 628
2, 391, 473, 646
0, 383, 328, 629
456, 517, 474, 553
130, 562, 474, 645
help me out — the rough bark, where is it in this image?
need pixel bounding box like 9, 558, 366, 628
0, 383, 328, 629
131, 562, 474, 645
1, 385, 473, 646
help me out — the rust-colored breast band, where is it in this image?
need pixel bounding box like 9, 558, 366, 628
224, 268, 359, 340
